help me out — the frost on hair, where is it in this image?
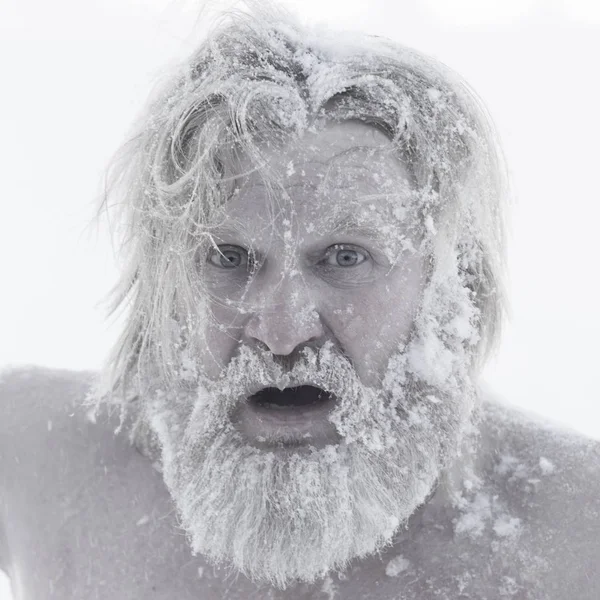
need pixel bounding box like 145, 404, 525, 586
88, 5, 508, 428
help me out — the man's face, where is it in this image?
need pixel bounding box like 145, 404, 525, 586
198, 121, 424, 447
147, 121, 477, 589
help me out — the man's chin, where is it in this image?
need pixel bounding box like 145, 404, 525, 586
163, 431, 439, 589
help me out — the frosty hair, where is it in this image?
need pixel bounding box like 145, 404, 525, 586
95, 4, 507, 408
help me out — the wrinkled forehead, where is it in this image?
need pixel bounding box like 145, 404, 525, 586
219, 121, 416, 232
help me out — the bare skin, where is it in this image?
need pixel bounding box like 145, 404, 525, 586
1, 366, 599, 600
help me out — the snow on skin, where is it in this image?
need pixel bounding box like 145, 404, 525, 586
385, 555, 411, 577
539, 456, 555, 475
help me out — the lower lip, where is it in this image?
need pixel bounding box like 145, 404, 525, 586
232, 394, 341, 448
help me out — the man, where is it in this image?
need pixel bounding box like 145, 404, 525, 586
1, 6, 599, 599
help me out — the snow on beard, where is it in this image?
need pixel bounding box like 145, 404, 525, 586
145, 242, 480, 590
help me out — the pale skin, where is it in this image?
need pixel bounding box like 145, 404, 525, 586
1, 123, 599, 599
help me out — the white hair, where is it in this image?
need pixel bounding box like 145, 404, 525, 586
91, 3, 508, 425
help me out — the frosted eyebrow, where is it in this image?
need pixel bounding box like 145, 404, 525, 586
206, 217, 398, 254
323, 211, 400, 245
206, 224, 258, 243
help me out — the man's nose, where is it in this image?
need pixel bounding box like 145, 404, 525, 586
243, 274, 324, 356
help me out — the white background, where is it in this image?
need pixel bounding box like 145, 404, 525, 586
1, 0, 599, 597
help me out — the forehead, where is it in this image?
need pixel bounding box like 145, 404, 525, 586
221, 121, 414, 229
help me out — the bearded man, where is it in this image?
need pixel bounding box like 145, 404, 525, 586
1, 6, 599, 600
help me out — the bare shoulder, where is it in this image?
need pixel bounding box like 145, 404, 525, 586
0, 365, 98, 457
0, 367, 201, 599
0, 365, 95, 416
480, 397, 600, 498
0, 365, 102, 499
478, 397, 600, 598
0, 367, 96, 571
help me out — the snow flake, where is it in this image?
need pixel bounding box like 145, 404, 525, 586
385, 555, 410, 577
493, 515, 522, 538
136, 515, 150, 527
538, 457, 555, 475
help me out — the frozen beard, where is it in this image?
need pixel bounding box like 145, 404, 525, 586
145, 264, 479, 589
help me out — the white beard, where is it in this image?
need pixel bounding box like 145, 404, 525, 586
145, 270, 479, 589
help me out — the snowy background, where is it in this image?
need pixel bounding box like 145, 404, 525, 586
1, 0, 599, 597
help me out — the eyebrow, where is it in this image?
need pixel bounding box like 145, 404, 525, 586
207, 217, 397, 250
323, 211, 398, 245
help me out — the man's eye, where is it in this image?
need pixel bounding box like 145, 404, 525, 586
208, 245, 251, 269
322, 245, 368, 267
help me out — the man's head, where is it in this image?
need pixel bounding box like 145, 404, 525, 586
93, 5, 507, 589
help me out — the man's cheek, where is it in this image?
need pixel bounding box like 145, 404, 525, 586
343, 288, 420, 379
324, 303, 385, 386
193, 317, 241, 379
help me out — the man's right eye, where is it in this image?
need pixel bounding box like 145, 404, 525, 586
207, 245, 251, 270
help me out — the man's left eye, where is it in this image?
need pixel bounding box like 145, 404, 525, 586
322, 245, 368, 267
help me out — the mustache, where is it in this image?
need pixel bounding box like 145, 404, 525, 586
205, 340, 358, 405
181, 341, 364, 442
185, 339, 419, 454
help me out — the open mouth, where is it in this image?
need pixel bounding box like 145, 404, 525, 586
249, 385, 334, 411
234, 384, 341, 447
